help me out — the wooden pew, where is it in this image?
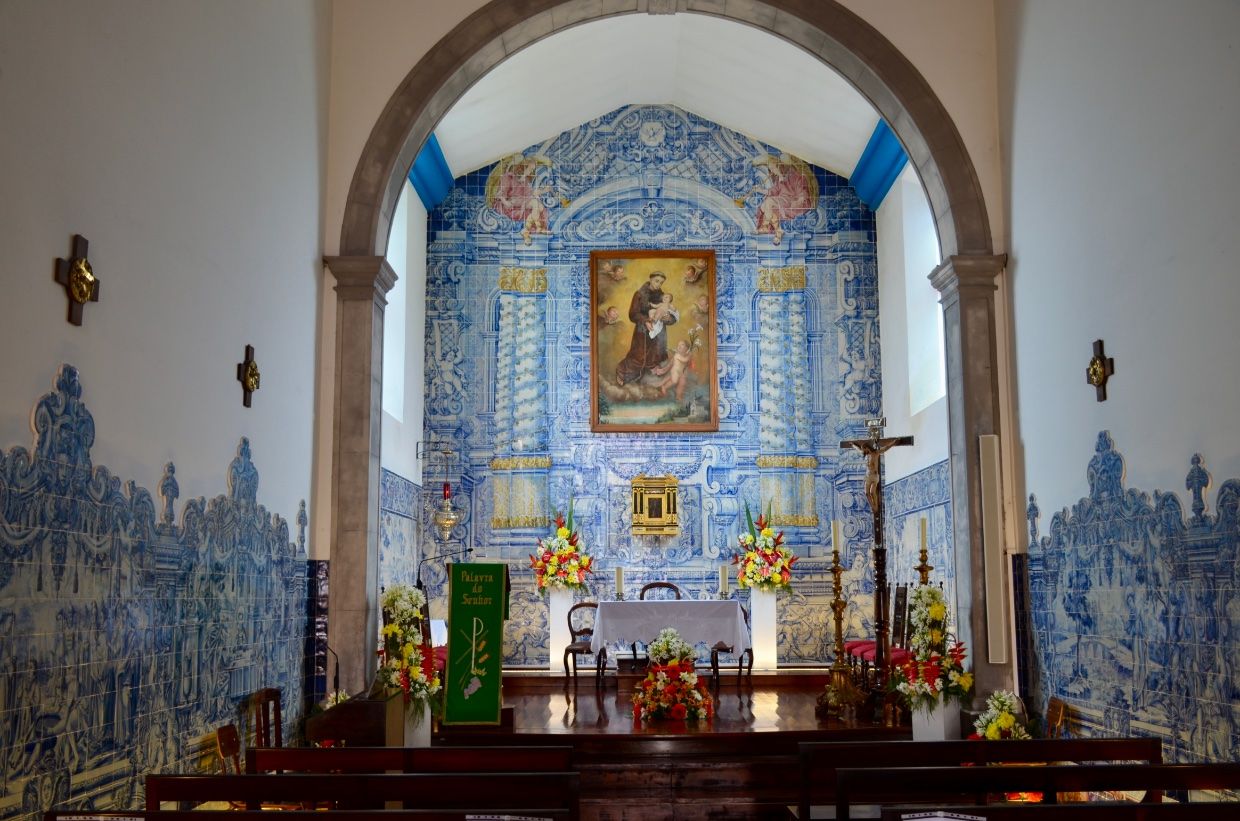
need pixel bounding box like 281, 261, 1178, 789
797, 737, 1163, 819
835, 763, 1240, 820
145, 772, 580, 820
56, 812, 571, 821
246, 744, 574, 773
879, 803, 1240, 820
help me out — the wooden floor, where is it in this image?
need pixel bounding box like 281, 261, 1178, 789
500, 669, 872, 735
440, 670, 906, 821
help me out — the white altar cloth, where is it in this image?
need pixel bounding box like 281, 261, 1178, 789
589, 600, 751, 655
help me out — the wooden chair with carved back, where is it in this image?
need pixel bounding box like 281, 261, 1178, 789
564, 601, 607, 685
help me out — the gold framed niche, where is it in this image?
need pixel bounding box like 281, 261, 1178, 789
632, 475, 678, 536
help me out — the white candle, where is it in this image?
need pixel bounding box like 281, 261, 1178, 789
920, 517, 928, 550
832, 518, 841, 552
720, 563, 729, 595
615, 566, 623, 598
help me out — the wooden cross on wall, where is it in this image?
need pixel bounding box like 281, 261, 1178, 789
1086, 339, 1115, 401
54, 234, 100, 326
237, 344, 261, 407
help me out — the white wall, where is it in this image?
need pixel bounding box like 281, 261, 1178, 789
877, 167, 950, 481
381, 184, 428, 485
0, 0, 330, 526
997, 0, 1240, 510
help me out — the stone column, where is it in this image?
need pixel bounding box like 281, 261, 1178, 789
324, 255, 396, 696
929, 253, 1010, 697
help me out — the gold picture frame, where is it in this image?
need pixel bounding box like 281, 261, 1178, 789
589, 249, 718, 432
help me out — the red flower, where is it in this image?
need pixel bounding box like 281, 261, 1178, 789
670, 703, 688, 720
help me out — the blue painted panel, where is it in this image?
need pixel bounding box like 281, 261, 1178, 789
0, 366, 310, 821
408, 134, 454, 211
850, 120, 908, 211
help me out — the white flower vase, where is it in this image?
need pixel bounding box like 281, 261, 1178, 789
403, 699, 432, 747
749, 587, 778, 671
548, 586, 573, 674
912, 700, 961, 741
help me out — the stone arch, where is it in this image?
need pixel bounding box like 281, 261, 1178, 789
327, 0, 1011, 697
337, 0, 993, 260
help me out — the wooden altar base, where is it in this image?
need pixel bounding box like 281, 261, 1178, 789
438, 670, 907, 820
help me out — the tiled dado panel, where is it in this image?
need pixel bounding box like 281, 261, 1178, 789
0, 366, 310, 821
1025, 432, 1240, 767
379, 469, 419, 596
424, 104, 885, 667
884, 459, 956, 613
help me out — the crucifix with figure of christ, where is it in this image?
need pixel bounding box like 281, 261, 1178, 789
840, 417, 913, 687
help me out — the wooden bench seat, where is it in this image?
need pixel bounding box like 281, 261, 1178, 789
145, 772, 579, 819
835, 763, 1240, 820
246, 744, 574, 773
797, 737, 1163, 819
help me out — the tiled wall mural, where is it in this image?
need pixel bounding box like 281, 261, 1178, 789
885, 459, 956, 607
379, 468, 420, 594
418, 104, 953, 667
0, 366, 309, 821
1025, 432, 1240, 765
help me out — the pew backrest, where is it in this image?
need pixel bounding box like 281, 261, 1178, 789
798, 737, 1163, 820
879, 803, 1240, 820
246, 744, 574, 773
145, 772, 579, 820
835, 763, 1240, 821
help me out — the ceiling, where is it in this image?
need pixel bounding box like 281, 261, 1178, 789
434, 13, 882, 180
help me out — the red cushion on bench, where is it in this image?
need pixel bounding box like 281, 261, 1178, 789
845, 640, 876, 656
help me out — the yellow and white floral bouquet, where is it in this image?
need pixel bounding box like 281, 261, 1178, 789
376, 584, 441, 711
972, 690, 1031, 740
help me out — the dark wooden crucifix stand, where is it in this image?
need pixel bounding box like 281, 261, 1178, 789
840, 418, 913, 689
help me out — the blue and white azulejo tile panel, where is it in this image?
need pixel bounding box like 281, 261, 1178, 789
0, 365, 309, 821
1026, 431, 1240, 768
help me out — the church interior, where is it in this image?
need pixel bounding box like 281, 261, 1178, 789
2, 1, 1238, 819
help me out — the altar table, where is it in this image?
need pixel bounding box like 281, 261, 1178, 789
589, 599, 751, 656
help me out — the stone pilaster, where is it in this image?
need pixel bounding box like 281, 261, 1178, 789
930, 253, 1010, 698
324, 255, 396, 696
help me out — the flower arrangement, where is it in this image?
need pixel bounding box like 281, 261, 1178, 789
972, 690, 1031, 740
376, 584, 441, 712
632, 628, 713, 722
889, 584, 973, 713
529, 501, 594, 591
732, 503, 798, 591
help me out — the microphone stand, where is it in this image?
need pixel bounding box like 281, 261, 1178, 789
416, 546, 473, 591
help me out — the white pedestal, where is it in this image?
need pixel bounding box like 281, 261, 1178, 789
548, 587, 573, 674
403, 699, 432, 747
384, 692, 431, 747
749, 587, 778, 671
911, 700, 962, 741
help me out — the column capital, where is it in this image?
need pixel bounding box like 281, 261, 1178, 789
929, 253, 1008, 301
324, 255, 397, 303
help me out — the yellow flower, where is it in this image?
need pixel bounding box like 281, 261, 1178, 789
985, 722, 1001, 740
382, 624, 400, 637
998, 712, 1016, 729
928, 602, 946, 621
958, 672, 973, 690
930, 628, 944, 644
760, 527, 774, 538
557, 527, 570, 538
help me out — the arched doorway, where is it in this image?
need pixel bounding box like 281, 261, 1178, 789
326, 0, 1010, 696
